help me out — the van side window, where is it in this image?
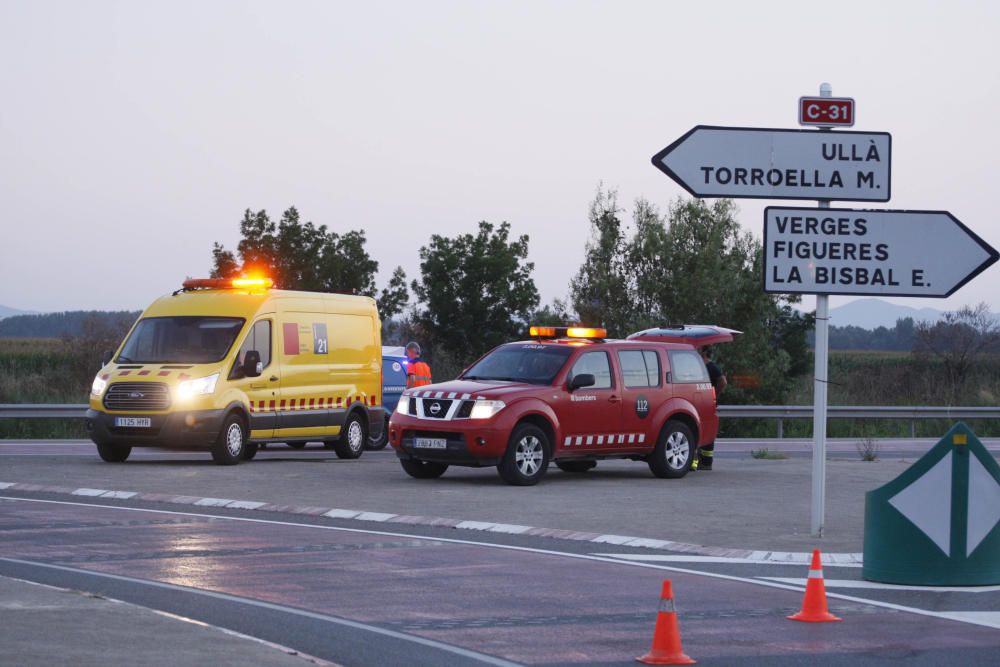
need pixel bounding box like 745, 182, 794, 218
570, 351, 612, 389
233, 320, 272, 378
667, 350, 709, 383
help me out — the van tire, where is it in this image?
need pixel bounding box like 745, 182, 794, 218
242, 442, 259, 460
96, 442, 131, 463
334, 412, 366, 459
366, 415, 390, 450
648, 420, 694, 479
400, 459, 449, 479
211, 414, 247, 465
497, 424, 550, 486
555, 460, 596, 473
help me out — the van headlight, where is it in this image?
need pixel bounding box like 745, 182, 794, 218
470, 399, 505, 419
176, 373, 220, 400
396, 395, 410, 414
91, 374, 108, 397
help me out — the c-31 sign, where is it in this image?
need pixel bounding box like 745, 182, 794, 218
763, 207, 1000, 297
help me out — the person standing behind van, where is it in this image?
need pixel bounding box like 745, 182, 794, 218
695, 346, 727, 471
405, 341, 432, 388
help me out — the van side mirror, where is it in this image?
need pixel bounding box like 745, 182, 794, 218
569, 373, 595, 391
243, 350, 263, 378
101, 350, 113, 366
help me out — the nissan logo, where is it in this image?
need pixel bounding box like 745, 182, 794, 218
129, 392, 144, 399
429, 402, 441, 415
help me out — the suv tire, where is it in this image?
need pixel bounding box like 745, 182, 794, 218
648, 419, 694, 479
400, 459, 449, 479
497, 423, 550, 486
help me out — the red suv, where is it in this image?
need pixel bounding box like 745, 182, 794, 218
388, 326, 736, 485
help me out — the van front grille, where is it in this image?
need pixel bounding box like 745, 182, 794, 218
103, 382, 172, 412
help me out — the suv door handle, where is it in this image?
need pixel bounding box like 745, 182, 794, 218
608, 395, 621, 404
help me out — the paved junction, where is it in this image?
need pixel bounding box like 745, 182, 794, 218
2, 439, 999, 665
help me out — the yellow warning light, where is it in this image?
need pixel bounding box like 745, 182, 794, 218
182, 277, 274, 290
231, 277, 273, 289
566, 327, 607, 339
953, 434, 968, 446
529, 325, 607, 340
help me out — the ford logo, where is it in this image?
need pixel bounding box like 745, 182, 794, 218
429, 402, 441, 415
129, 392, 144, 399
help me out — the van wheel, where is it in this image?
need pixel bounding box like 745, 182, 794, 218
211, 414, 246, 465
366, 415, 390, 450
241, 442, 259, 460
400, 459, 448, 479
555, 460, 596, 473
648, 420, 693, 479
334, 413, 366, 459
497, 424, 550, 486
96, 442, 131, 463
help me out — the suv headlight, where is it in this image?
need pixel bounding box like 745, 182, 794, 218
396, 395, 410, 414
469, 399, 505, 419
91, 374, 108, 397
176, 373, 220, 400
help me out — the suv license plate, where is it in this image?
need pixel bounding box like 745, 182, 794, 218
115, 417, 151, 428
414, 437, 447, 449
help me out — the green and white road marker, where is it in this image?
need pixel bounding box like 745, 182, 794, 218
864, 422, 1000, 585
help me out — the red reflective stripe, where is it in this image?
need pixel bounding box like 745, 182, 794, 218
119, 370, 130, 376
157, 371, 169, 377
249, 403, 255, 413
179, 373, 191, 381
137, 370, 150, 376
259, 401, 266, 412
309, 398, 315, 409
336, 397, 343, 406
278, 400, 285, 410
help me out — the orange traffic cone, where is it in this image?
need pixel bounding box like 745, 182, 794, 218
787, 549, 842, 622
637, 579, 696, 665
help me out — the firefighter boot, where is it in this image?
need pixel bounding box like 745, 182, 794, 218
698, 443, 714, 471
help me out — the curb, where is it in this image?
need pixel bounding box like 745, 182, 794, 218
0, 481, 863, 565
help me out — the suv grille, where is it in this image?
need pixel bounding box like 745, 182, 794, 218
103, 382, 171, 412
421, 398, 453, 418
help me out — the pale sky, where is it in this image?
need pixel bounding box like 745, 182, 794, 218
2, 0, 998, 319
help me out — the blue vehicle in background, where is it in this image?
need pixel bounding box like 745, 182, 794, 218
367, 346, 408, 450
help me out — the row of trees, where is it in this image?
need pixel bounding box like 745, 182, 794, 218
209, 191, 815, 403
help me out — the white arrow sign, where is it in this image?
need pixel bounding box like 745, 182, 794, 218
764, 207, 999, 297
652, 126, 891, 202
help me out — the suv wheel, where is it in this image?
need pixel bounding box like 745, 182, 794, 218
333, 412, 366, 459
212, 414, 246, 465
497, 424, 550, 486
648, 420, 694, 478
400, 459, 449, 479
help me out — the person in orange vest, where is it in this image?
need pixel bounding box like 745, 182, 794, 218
405, 341, 432, 388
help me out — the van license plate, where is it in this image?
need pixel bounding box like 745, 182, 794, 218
414, 437, 447, 449
115, 417, 151, 428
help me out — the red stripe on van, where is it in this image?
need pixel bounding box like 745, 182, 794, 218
309, 398, 315, 409
278, 400, 285, 410
118, 370, 130, 376
137, 370, 150, 376
336, 397, 342, 407
157, 371, 170, 377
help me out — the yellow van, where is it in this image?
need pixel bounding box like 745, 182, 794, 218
86, 277, 382, 465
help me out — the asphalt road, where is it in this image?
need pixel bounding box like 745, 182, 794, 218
2, 438, 999, 665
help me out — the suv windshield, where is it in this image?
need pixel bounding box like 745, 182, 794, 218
117, 317, 245, 364
461, 344, 574, 385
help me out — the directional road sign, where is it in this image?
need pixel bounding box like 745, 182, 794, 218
651, 126, 891, 202
763, 207, 999, 297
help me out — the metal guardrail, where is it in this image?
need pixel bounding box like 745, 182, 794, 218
1, 404, 998, 439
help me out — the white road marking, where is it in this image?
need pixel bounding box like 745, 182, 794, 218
761, 577, 1000, 593
936, 612, 1000, 630
2, 495, 999, 632
593, 554, 862, 567
0, 556, 521, 667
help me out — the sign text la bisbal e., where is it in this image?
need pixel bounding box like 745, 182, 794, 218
651, 126, 891, 202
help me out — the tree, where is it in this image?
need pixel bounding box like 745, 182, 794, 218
411, 221, 539, 364
569, 192, 809, 402
569, 187, 633, 336
914, 303, 1000, 393
211, 207, 408, 315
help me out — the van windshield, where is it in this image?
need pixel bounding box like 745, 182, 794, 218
461, 344, 573, 385
117, 317, 245, 364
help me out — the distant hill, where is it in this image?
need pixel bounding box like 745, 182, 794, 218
828, 298, 943, 330
0, 304, 34, 320
0, 311, 140, 338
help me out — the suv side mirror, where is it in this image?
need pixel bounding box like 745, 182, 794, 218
569, 373, 595, 391
243, 350, 263, 378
